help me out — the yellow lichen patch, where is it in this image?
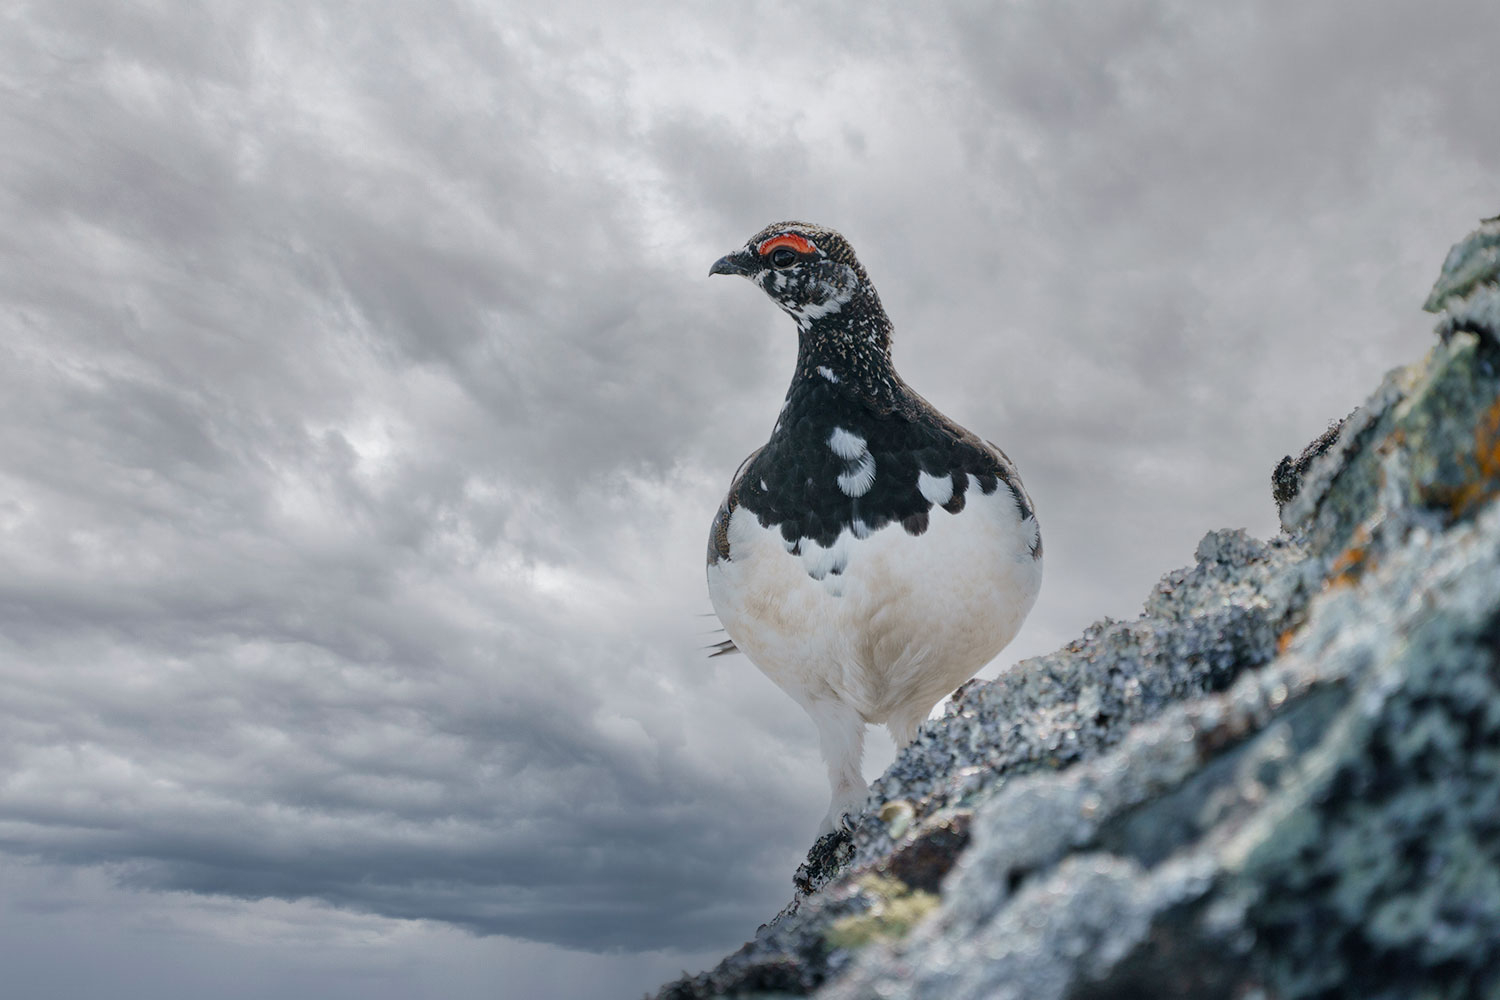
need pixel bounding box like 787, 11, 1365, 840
878, 799, 915, 840
825, 875, 939, 950
1448, 396, 1500, 518
1276, 628, 1298, 655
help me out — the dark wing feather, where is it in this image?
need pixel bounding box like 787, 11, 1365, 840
708, 447, 764, 565
706, 638, 739, 657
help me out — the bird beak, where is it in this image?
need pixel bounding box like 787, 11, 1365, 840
709, 250, 755, 277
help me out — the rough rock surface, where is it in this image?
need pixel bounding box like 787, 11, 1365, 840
654, 218, 1500, 1000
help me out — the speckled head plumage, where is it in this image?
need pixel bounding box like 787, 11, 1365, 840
712, 221, 900, 412
710, 222, 882, 330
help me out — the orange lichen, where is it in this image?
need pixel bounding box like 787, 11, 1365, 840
1326, 524, 1373, 589
1276, 628, 1297, 655
1448, 396, 1500, 518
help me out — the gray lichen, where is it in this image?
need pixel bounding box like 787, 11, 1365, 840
1425, 214, 1500, 347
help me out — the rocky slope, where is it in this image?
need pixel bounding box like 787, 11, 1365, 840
655, 217, 1500, 1000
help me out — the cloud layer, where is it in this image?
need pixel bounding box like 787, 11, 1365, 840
1, 0, 1495, 985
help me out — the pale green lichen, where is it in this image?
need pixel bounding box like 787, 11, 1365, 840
878, 799, 914, 840
825, 875, 938, 950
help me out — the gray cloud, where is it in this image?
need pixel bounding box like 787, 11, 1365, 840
1, 0, 1496, 993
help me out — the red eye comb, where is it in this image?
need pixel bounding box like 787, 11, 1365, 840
756, 233, 819, 257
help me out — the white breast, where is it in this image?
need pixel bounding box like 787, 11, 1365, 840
707, 481, 1042, 727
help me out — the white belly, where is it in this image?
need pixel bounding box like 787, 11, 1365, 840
707, 482, 1042, 726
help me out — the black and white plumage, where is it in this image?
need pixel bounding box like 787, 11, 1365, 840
706, 222, 1042, 836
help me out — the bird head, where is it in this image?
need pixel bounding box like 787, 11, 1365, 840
710, 222, 870, 326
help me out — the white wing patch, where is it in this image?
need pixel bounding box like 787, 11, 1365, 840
828, 427, 866, 459
838, 457, 876, 498
917, 470, 954, 507
828, 427, 876, 499
817, 365, 840, 383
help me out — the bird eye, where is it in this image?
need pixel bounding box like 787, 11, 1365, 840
769, 247, 798, 269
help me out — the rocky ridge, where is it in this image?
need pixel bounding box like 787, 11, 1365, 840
655, 217, 1500, 1000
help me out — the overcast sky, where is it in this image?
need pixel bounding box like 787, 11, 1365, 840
1, 2, 1495, 998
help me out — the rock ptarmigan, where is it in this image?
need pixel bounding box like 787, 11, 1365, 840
706, 222, 1043, 837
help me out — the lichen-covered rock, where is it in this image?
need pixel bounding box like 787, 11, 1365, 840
1240, 528, 1500, 999
1425, 214, 1500, 346
824, 876, 939, 951
848, 528, 1317, 870
825, 489, 1500, 1000
653, 217, 1500, 1000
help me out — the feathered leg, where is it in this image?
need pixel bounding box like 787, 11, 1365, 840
807, 698, 867, 836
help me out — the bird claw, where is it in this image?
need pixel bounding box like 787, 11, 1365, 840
817, 801, 864, 839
